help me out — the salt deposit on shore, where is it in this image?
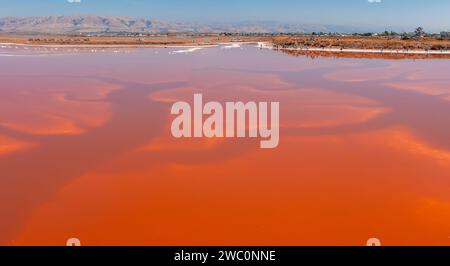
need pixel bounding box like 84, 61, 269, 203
170, 47, 205, 54
221, 43, 241, 49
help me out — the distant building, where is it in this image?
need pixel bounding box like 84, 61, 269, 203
441, 31, 450, 38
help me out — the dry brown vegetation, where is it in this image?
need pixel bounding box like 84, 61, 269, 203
270, 36, 450, 51
281, 49, 450, 60
0, 34, 269, 47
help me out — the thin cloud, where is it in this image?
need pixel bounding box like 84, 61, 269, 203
67, 0, 82, 3
368, 0, 382, 3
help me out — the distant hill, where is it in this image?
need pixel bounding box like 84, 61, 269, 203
0, 15, 364, 34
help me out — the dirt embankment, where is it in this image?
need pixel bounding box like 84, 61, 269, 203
269, 36, 450, 59
270, 36, 450, 51
0, 34, 269, 47
281, 49, 450, 60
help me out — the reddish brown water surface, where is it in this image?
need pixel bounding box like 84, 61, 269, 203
0, 45, 450, 245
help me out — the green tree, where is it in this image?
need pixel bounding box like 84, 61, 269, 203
415, 26, 425, 37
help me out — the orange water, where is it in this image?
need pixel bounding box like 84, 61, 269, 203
0, 46, 450, 245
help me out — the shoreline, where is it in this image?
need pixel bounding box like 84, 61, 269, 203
2, 40, 450, 59
0, 42, 218, 49
0, 41, 260, 49
277, 46, 450, 55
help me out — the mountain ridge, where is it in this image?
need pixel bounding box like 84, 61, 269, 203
0, 15, 365, 34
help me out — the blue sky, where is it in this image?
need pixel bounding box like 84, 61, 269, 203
0, 0, 449, 32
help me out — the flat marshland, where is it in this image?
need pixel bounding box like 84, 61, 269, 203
2, 34, 450, 59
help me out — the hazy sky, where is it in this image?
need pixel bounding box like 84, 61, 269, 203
0, 0, 449, 32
